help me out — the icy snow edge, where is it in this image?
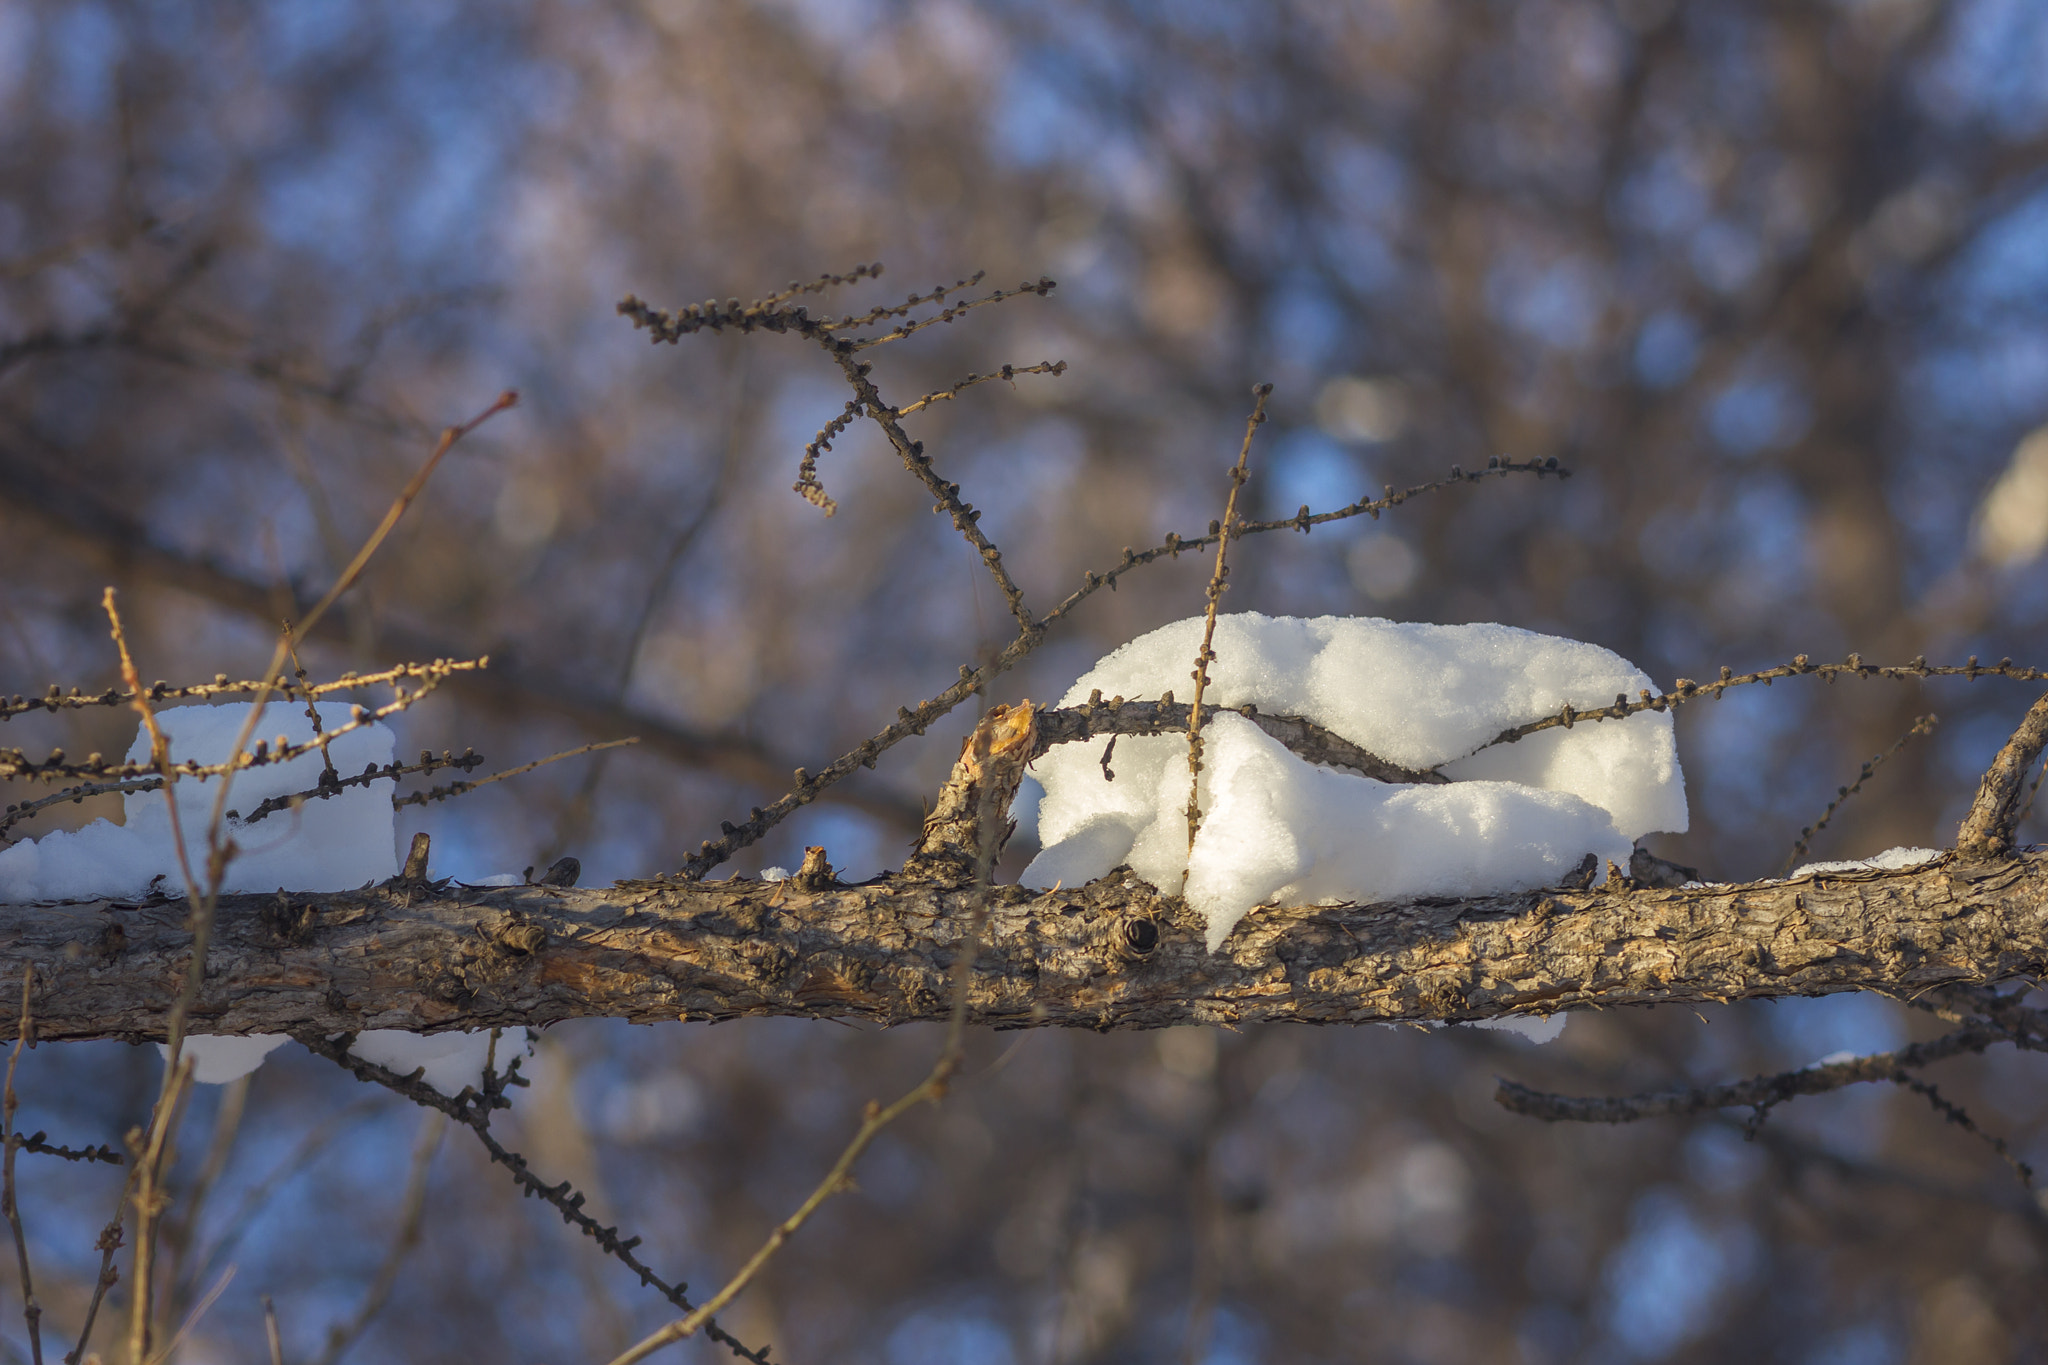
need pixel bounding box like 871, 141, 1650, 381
1021, 614, 1689, 951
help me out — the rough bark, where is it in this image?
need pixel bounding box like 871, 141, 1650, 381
1956, 690, 2048, 858
8, 852, 2048, 1043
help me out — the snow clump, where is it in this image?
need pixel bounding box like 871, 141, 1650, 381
0, 701, 398, 902
1021, 614, 1688, 951
1, 701, 498, 1092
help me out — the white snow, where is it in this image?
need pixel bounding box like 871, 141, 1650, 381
157, 1033, 290, 1083
1022, 614, 1688, 951
0, 701, 398, 902
349, 1029, 499, 1097
1468, 1014, 1569, 1044
1789, 847, 1943, 879
6, 701, 409, 1086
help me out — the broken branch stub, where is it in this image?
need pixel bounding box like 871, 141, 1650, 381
906, 702, 1038, 886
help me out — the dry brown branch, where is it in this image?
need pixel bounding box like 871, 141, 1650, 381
295, 390, 518, 641
1185, 383, 1272, 866
2, 968, 42, 1365
0, 658, 487, 724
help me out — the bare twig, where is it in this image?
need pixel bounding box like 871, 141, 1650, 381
1494, 1023, 2003, 1127
1, 660, 482, 787
606, 710, 1019, 1365
310, 1110, 444, 1365
389, 738, 637, 812
1185, 384, 1272, 871
298, 1039, 770, 1365
1473, 657, 2048, 759
1, 658, 489, 724
1781, 714, 1939, 874
295, 391, 518, 640
2, 968, 42, 1365
263, 1297, 283, 1365
893, 360, 1068, 416
105, 588, 208, 1365
142, 1264, 233, 1365
1892, 1074, 2033, 1187
238, 749, 485, 825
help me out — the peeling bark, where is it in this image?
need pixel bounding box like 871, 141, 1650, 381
7, 852, 2047, 1043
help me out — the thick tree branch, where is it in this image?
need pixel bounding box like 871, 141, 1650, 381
9, 852, 2048, 1042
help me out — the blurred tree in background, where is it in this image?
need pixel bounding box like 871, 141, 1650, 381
5, 1, 2048, 1361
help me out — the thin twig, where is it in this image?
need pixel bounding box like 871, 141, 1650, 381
311, 1110, 444, 1365
1185, 384, 1272, 872
1892, 1073, 2033, 1187
390, 738, 637, 811
892, 360, 1067, 417
1, 662, 480, 788
298, 1040, 770, 1365
239, 750, 485, 825
2, 967, 42, 1365
1473, 656, 2047, 759
142, 1264, 233, 1365
295, 391, 518, 641
1780, 714, 1939, 874
0, 658, 490, 724
1494, 1023, 2002, 1126
106, 589, 207, 1365
159, 1074, 249, 1333
605, 717, 1014, 1365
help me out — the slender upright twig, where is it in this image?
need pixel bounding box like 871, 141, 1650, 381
1780, 714, 1939, 874
602, 709, 1022, 1365
1184, 384, 1272, 872
2, 968, 41, 1365
311, 1111, 445, 1365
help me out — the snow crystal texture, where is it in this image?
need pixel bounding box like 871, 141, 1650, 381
0, 701, 398, 902
1789, 846, 1943, 879
1021, 614, 1688, 950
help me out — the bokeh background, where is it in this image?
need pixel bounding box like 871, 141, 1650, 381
5, 1, 2048, 1361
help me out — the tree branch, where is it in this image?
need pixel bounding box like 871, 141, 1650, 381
9, 851, 2048, 1042
1957, 689, 2048, 858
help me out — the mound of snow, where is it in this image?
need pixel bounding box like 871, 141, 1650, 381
0, 701, 398, 902
1, 701, 405, 1085
1022, 614, 1688, 950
